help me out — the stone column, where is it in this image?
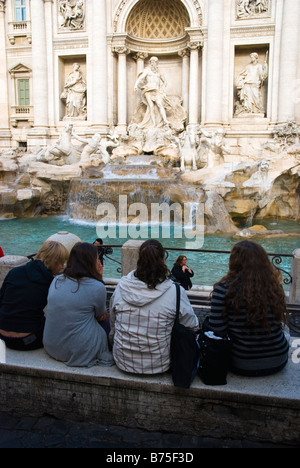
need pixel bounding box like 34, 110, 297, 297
136, 52, 148, 76
28, 0, 49, 146
179, 49, 190, 113
30, 0, 48, 127
135, 52, 148, 108
115, 47, 128, 133
289, 249, 300, 304
277, 0, 300, 123
121, 240, 143, 276
90, 0, 108, 128
188, 42, 200, 126
205, 0, 224, 126
0, 1, 11, 145
44, 0, 55, 128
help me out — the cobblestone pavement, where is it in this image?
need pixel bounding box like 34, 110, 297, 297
0, 411, 295, 449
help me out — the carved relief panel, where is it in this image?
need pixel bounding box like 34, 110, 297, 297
236, 0, 271, 19
58, 0, 86, 32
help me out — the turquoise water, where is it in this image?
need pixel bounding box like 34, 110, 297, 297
0, 215, 299, 287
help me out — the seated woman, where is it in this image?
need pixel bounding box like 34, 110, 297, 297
43, 242, 114, 368
0, 241, 69, 351
208, 240, 289, 377
171, 255, 194, 290
109, 240, 199, 375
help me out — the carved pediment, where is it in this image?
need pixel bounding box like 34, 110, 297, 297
9, 63, 32, 75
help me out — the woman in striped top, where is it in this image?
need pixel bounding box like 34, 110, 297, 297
208, 240, 289, 376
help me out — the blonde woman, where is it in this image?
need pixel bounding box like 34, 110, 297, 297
0, 241, 69, 351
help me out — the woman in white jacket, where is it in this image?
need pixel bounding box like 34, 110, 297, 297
109, 240, 199, 375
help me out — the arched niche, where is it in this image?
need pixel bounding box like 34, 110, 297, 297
111, 0, 203, 128
113, 0, 203, 34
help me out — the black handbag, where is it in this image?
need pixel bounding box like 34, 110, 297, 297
170, 283, 200, 389
198, 317, 231, 385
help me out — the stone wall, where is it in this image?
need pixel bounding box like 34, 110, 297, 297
0, 356, 299, 446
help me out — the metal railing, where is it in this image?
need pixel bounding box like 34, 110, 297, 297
100, 244, 293, 285
27, 244, 293, 285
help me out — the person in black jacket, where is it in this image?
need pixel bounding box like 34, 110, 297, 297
171, 255, 194, 290
93, 238, 105, 265
0, 241, 69, 351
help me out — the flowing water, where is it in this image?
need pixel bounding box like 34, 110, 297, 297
0, 215, 299, 288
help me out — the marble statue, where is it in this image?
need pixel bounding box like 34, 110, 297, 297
132, 56, 186, 133
134, 56, 170, 128
199, 128, 231, 168
70, 130, 102, 165
35, 124, 120, 167
235, 52, 268, 115
171, 127, 198, 172
61, 63, 87, 119
38, 123, 76, 166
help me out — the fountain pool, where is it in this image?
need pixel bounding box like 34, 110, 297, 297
0, 215, 299, 288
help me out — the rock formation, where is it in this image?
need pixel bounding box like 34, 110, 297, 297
0, 121, 299, 234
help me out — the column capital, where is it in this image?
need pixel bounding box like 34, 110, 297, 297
188, 41, 202, 51
113, 46, 130, 56
0, 1, 6, 13
134, 52, 149, 61
178, 48, 190, 58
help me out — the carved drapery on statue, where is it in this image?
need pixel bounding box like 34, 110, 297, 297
132, 57, 186, 132
120, 56, 187, 155
235, 52, 268, 116
60, 63, 87, 120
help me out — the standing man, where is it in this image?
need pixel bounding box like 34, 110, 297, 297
134, 56, 171, 127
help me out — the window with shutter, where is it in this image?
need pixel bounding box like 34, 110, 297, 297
18, 79, 30, 106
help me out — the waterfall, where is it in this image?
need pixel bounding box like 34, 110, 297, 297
66, 178, 205, 228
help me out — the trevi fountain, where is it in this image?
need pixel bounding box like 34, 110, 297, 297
0, 56, 299, 233
0, 0, 299, 286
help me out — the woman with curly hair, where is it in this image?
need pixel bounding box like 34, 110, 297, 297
208, 240, 289, 376
109, 239, 199, 374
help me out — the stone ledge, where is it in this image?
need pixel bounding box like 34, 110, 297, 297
0, 345, 300, 446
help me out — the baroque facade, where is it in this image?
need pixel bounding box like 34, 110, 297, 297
0, 0, 299, 150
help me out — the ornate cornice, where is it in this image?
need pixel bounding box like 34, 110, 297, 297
231, 24, 275, 38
